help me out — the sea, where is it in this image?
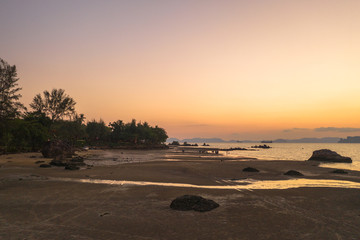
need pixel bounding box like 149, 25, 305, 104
200, 142, 360, 171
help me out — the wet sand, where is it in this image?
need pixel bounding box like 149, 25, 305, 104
1, 149, 360, 239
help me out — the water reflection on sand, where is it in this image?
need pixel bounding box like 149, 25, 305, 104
49, 177, 360, 190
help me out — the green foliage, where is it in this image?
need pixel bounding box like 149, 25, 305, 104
24, 111, 52, 128
0, 58, 25, 120
109, 119, 168, 145
50, 119, 86, 147
109, 120, 125, 143
0, 118, 49, 152
0, 58, 168, 152
86, 119, 111, 145
30, 89, 76, 121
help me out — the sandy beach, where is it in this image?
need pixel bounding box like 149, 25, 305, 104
1, 148, 360, 240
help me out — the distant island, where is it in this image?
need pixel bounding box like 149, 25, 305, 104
338, 136, 360, 143
167, 137, 343, 143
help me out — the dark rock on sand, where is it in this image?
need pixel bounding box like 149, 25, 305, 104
50, 160, 67, 167
70, 156, 84, 163
331, 169, 348, 174
39, 164, 51, 168
71, 161, 86, 167
170, 195, 219, 212
308, 149, 352, 163
41, 140, 74, 158
284, 170, 304, 176
65, 164, 80, 170
242, 167, 259, 172
99, 212, 110, 217
35, 160, 45, 164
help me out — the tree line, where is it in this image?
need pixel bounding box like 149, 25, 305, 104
0, 58, 168, 153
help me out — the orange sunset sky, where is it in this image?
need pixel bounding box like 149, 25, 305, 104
1, 0, 360, 140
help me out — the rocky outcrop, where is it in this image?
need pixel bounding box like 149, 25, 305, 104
242, 167, 259, 172
49, 154, 85, 170
284, 170, 304, 176
251, 144, 271, 149
170, 195, 219, 212
41, 140, 74, 159
331, 169, 348, 174
308, 149, 352, 163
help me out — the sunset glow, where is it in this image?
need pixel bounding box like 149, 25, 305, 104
1, 0, 360, 140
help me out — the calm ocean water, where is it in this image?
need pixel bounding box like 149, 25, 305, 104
202, 143, 360, 171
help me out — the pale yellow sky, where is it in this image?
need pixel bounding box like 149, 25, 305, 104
1, 0, 360, 140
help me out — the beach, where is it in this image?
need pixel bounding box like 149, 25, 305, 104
1, 149, 360, 240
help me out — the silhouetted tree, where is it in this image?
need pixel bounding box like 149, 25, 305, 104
51, 119, 86, 146
0, 58, 25, 120
108, 119, 168, 145
109, 120, 125, 143
30, 89, 76, 121
86, 119, 111, 145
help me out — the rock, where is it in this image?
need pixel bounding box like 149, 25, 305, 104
170, 195, 219, 212
39, 164, 51, 168
251, 144, 271, 149
284, 170, 304, 176
65, 164, 80, 170
51, 156, 86, 167
331, 169, 348, 174
99, 212, 110, 217
70, 161, 86, 167
242, 167, 259, 172
70, 156, 84, 162
35, 160, 45, 164
41, 140, 74, 158
308, 149, 352, 163
50, 160, 67, 167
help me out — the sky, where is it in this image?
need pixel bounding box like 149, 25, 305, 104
1, 0, 360, 140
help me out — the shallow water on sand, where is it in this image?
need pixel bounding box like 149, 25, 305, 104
201, 143, 360, 171
83, 143, 360, 171
49, 177, 360, 190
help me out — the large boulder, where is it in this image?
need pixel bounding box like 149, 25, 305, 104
41, 140, 74, 159
170, 195, 219, 212
242, 167, 259, 172
284, 170, 304, 176
308, 149, 352, 163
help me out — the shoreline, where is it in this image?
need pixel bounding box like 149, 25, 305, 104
1, 149, 360, 239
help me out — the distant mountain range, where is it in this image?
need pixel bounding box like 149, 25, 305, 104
167, 137, 343, 143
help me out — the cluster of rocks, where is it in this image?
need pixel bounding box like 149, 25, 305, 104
38, 140, 87, 170
251, 144, 271, 149
242, 167, 305, 177
50, 155, 86, 170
